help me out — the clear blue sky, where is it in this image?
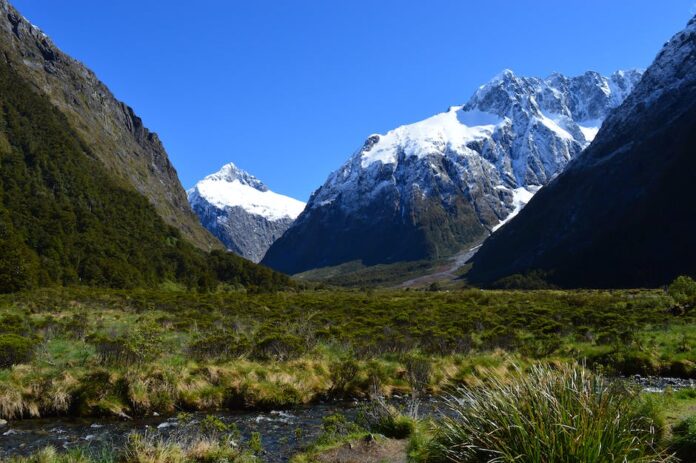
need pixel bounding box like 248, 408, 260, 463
12, 1, 696, 201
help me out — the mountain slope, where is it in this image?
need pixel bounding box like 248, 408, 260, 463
262, 70, 642, 275
0, 57, 292, 292
0, 0, 219, 250
188, 163, 305, 262
467, 16, 696, 288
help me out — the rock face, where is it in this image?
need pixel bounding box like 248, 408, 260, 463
0, 0, 219, 250
188, 164, 305, 263
468, 16, 696, 288
262, 69, 642, 274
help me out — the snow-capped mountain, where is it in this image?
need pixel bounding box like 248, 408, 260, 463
468, 16, 696, 288
262, 69, 642, 274
188, 163, 305, 263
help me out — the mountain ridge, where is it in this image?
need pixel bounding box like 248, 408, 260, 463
0, 0, 220, 250
467, 16, 696, 288
262, 69, 642, 275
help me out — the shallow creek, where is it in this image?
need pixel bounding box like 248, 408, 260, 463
0, 396, 441, 462
1, 378, 693, 462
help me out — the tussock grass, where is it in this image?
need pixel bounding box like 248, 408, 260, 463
432, 364, 673, 462
0, 287, 693, 419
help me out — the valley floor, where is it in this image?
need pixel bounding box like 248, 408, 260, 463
0, 286, 693, 420
0, 285, 693, 461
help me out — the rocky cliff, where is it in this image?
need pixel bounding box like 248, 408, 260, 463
0, 0, 219, 250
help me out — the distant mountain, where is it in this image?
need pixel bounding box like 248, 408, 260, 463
189, 163, 305, 262
262, 69, 642, 274
0, 0, 219, 250
468, 16, 696, 288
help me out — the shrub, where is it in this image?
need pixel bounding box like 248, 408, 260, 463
187, 332, 250, 361
320, 413, 363, 441
668, 275, 696, 307
671, 416, 696, 462
329, 359, 360, 398
0, 334, 35, 368
89, 335, 140, 366
252, 334, 306, 361
357, 398, 416, 439
432, 364, 671, 463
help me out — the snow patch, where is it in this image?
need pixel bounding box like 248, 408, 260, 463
492, 186, 542, 232
577, 121, 601, 142
360, 107, 503, 168
538, 113, 573, 140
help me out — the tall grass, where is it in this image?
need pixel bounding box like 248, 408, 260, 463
432, 364, 672, 462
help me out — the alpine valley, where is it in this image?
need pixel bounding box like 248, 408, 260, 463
262, 69, 642, 275
1, 2, 696, 463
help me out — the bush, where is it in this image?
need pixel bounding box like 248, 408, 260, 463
668, 275, 696, 307
252, 334, 306, 361
329, 359, 360, 398
0, 334, 35, 368
89, 335, 140, 366
671, 416, 696, 462
432, 364, 670, 462
357, 398, 416, 439
187, 332, 250, 361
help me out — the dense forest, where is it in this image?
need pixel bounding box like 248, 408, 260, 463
0, 60, 289, 293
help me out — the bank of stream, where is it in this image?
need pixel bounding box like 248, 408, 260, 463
1, 378, 693, 462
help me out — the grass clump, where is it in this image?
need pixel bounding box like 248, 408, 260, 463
431, 364, 672, 462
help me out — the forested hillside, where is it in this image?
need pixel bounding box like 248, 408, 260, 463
0, 60, 289, 292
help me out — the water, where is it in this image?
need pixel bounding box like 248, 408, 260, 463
1, 377, 692, 462
0, 396, 441, 462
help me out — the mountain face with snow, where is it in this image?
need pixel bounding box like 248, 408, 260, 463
468, 16, 696, 288
262, 69, 643, 274
189, 164, 305, 263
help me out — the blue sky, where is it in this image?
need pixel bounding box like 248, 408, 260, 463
12, 1, 695, 201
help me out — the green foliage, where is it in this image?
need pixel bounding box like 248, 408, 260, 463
329, 359, 360, 398
0, 59, 290, 293
252, 334, 307, 362
432, 364, 671, 463
187, 331, 250, 362
322, 413, 363, 439
0, 333, 35, 368
0, 287, 692, 420
671, 416, 696, 462
248, 431, 263, 454
490, 270, 556, 290
358, 400, 416, 439
668, 275, 696, 307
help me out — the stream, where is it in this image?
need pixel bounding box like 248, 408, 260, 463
0, 396, 441, 462
0, 377, 693, 462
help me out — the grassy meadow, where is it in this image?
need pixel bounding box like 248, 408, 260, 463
0, 284, 693, 421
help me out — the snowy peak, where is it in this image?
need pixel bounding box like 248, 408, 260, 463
314, 68, 642, 211
189, 163, 306, 263
358, 106, 503, 169
188, 164, 305, 221
202, 162, 269, 192
467, 15, 696, 288
263, 68, 644, 274
466, 68, 643, 126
